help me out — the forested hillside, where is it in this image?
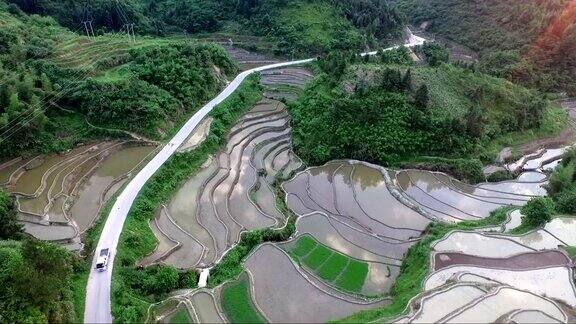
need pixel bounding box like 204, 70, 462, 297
394, 0, 576, 95
8, 0, 403, 55
0, 1, 236, 158
290, 48, 566, 182
0, 189, 80, 323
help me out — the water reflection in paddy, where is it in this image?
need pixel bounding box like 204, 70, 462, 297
396, 169, 547, 221
0, 142, 155, 250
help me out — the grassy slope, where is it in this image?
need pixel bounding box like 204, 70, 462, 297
169, 308, 191, 323
394, 0, 576, 94
395, 0, 566, 54
274, 1, 364, 53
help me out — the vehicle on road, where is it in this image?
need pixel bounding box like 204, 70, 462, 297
96, 248, 110, 271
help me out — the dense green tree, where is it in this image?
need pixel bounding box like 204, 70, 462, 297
0, 239, 77, 323
418, 42, 449, 67
0, 189, 22, 239
520, 197, 555, 228
415, 84, 428, 108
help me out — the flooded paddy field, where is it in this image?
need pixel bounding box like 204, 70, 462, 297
0, 141, 155, 251
141, 69, 312, 269
243, 243, 387, 323
395, 213, 576, 323
394, 169, 547, 222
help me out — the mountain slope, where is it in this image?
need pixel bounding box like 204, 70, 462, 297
394, 0, 576, 95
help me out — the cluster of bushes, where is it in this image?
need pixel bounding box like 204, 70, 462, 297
290, 49, 547, 178
546, 148, 576, 215
112, 75, 262, 322
518, 197, 555, 231
0, 189, 80, 322
69, 42, 236, 139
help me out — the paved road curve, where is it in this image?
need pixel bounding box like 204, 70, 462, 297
84, 32, 425, 323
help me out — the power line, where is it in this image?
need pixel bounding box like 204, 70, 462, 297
0, 22, 90, 132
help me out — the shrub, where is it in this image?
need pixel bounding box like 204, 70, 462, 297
520, 197, 555, 228
486, 169, 514, 182
546, 163, 575, 197
555, 187, 576, 215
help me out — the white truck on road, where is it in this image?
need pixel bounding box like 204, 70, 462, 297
95, 248, 110, 271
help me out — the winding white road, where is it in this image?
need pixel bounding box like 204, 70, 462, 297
84, 31, 425, 323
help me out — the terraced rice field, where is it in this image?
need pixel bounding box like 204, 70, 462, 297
394, 169, 548, 222
0, 141, 155, 251
261, 68, 313, 101
141, 68, 312, 269
506, 145, 573, 174
143, 60, 576, 322
394, 215, 576, 323
222, 45, 279, 70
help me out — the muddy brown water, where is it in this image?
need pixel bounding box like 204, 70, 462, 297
244, 244, 388, 323
70, 145, 154, 232
190, 291, 225, 323
0, 142, 155, 249
434, 250, 570, 271
143, 97, 299, 268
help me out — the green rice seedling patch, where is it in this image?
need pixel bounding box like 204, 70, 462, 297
336, 259, 369, 293
220, 274, 265, 323
169, 308, 191, 323
291, 235, 318, 257
317, 253, 349, 281
303, 245, 333, 270
288, 235, 370, 294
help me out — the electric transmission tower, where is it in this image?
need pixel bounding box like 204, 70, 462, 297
81, 1, 95, 39
115, 0, 136, 43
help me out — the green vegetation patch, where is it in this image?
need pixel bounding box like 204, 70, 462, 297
290, 54, 566, 177
288, 235, 370, 294
395, 0, 576, 95
317, 253, 349, 281
290, 235, 318, 257
220, 274, 265, 324
169, 308, 191, 324
304, 245, 334, 270
336, 260, 369, 292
